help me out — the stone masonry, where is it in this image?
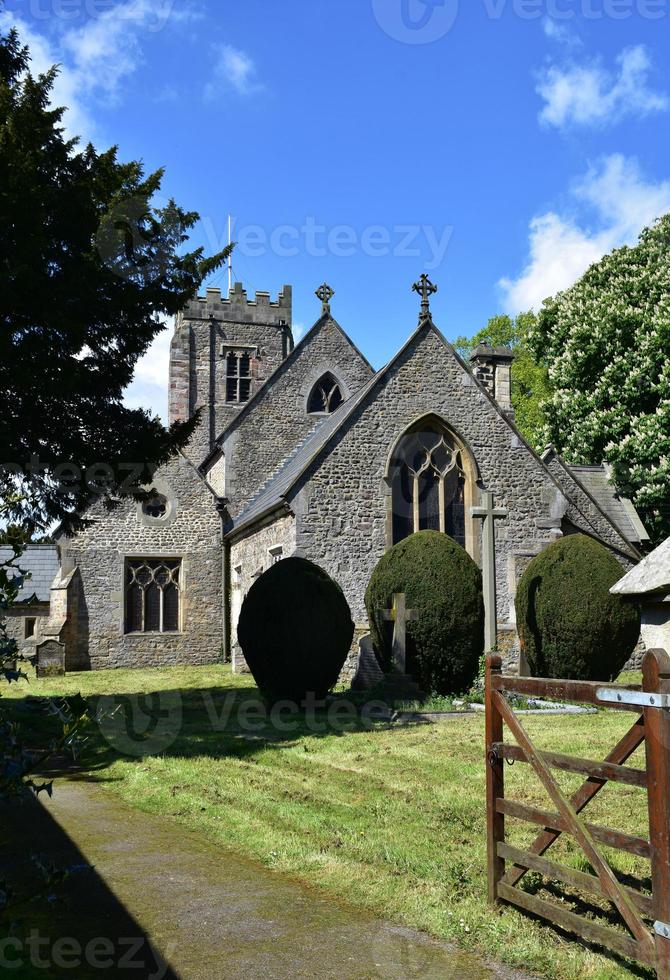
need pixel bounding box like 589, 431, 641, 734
59, 454, 223, 670
170, 284, 293, 463
210, 315, 374, 515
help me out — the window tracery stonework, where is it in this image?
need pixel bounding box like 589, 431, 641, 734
125, 559, 181, 634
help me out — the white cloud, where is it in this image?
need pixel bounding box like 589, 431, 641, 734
500, 155, 670, 313
537, 45, 668, 129
542, 17, 581, 48
1, 2, 199, 143
205, 44, 261, 99
123, 322, 172, 422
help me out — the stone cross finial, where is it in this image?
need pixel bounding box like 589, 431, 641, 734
412, 274, 437, 320
471, 491, 508, 653
316, 283, 335, 315
381, 593, 419, 674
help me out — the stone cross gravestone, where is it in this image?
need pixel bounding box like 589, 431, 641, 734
471, 491, 508, 653
36, 639, 65, 678
381, 593, 419, 674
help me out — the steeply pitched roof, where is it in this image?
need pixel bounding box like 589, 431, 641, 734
567, 465, 650, 546
200, 313, 375, 472
225, 318, 645, 559
0, 544, 59, 604
225, 318, 453, 535
611, 536, 670, 596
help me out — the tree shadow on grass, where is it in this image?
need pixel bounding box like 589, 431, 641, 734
4, 683, 398, 778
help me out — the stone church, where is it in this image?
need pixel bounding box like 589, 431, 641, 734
17, 278, 649, 676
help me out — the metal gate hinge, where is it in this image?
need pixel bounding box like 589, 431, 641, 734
596, 688, 670, 710
654, 921, 670, 939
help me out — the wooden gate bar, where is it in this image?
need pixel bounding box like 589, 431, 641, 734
493, 675, 642, 712
503, 716, 646, 887
494, 690, 654, 954
496, 883, 649, 965
497, 842, 654, 918
642, 649, 670, 979
497, 798, 651, 858
485, 654, 505, 903
493, 743, 647, 788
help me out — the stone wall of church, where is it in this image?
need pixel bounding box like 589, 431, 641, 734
170, 284, 293, 465
228, 511, 296, 671
289, 326, 638, 634
59, 454, 223, 671
217, 317, 374, 517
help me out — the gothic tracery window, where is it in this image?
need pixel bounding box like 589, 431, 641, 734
125, 559, 181, 634
142, 491, 168, 519
226, 352, 252, 403
307, 373, 343, 414
390, 426, 467, 547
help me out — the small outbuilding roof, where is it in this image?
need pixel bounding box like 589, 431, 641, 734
610, 536, 670, 597
0, 544, 60, 604
568, 464, 650, 547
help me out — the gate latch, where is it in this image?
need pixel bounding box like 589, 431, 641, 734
654, 921, 670, 940
596, 688, 670, 710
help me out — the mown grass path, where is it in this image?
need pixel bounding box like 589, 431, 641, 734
3, 665, 652, 979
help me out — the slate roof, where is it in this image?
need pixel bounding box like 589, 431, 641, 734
226, 370, 381, 534
567, 465, 650, 546
201, 313, 375, 472
226, 318, 648, 559
0, 544, 59, 604
610, 536, 670, 596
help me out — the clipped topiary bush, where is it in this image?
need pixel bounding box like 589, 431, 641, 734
516, 534, 640, 681
237, 557, 354, 702
365, 531, 484, 695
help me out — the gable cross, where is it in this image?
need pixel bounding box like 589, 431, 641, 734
381, 593, 419, 674
412, 274, 438, 320
471, 491, 508, 653
316, 283, 335, 315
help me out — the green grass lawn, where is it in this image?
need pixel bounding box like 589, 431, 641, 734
2, 664, 653, 980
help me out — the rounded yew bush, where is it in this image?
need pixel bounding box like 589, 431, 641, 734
515, 534, 640, 681
365, 531, 484, 695
237, 557, 354, 702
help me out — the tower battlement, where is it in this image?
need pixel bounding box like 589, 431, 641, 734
179, 282, 292, 328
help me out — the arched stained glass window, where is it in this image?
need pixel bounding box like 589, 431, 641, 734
307, 373, 344, 414
124, 559, 181, 633
390, 425, 467, 548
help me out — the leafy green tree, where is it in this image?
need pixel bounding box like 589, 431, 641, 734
529, 215, 670, 543
0, 28, 231, 536
455, 312, 551, 449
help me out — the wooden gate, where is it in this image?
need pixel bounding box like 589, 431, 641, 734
485, 649, 670, 976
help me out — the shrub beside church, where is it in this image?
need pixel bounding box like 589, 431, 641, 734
365, 530, 484, 695
515, 534, 640, 681
237, 557, 354, 702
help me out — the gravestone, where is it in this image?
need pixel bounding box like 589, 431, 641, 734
36, 639, 65, 678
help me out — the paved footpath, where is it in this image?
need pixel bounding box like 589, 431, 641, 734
7, 777, 523, 979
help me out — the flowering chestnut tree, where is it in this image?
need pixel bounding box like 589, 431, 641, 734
530, 215, 670, 543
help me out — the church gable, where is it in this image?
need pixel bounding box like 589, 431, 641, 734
59, 453, 223, 670
282, 321, 637, 624
207, 312, 374, 516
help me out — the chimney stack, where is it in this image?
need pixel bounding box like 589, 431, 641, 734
469, 345, 514, 414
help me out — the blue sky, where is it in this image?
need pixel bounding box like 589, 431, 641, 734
4, 0, 670, 420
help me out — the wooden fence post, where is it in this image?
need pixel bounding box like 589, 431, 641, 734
642, 648, 670, 980
486, 653, 504, 904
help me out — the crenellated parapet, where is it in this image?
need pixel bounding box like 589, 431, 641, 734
178, 283, 292, 328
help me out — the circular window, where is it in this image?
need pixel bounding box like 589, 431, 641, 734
142, 492, 168, 519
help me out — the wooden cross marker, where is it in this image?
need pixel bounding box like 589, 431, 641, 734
381, 593, 419, 674
471, 491, 508, 653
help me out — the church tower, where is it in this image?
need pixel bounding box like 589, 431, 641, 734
169, 283, 293, 463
